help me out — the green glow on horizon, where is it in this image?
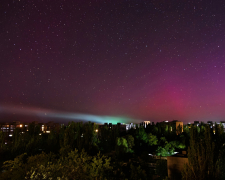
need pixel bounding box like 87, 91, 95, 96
102, 116, 130, 124
1, 105, 138, 124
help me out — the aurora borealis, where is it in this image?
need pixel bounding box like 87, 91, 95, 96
0, 105, 132, 124
1, 1, 225, 123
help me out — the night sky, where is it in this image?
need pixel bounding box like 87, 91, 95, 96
1, 0, 225, 124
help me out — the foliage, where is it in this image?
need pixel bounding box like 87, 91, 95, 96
116, 137, 129, 155
156, 138, 184, 156
98, 124, 119, 153
182, 126, 216, 180
156, 138, 173, 156
147, 133, 158, 146
151, 126, 158, 135
183, 125, 190, 134
0, 149, 112, 180
5, 121, 225, 180
126, 135, 135, 152
1, 153, 27, 180
136, 126, 148, 143
130, 163, 147, 180
155, 160, 168, 179
216, 146, 225, 180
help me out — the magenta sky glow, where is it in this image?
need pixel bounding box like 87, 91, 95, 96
1, 1, 225, 123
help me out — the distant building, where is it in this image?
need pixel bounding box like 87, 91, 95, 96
117, 123, 126, 132
159, 120, 183, 134
0, 121, 61, 143
175, 121, 183, 134
41, 121, 61, 133
194, 121, 199, 126
139, 121, 151, 128
126, 123, 136, 131
143, 121, 151, 128
0, 121, 29, 136
98, 123, 126, 132
220, 121, 225, 130
0, 121, 29, 143
207, 121, 213, 128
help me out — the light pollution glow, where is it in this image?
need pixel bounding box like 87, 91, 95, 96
0, 105, 137, 124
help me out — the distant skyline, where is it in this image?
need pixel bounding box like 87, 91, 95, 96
1, 1, 225, 123
0, 105, 218, 125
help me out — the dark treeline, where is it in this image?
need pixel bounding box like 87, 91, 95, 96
0, 121, 225, 179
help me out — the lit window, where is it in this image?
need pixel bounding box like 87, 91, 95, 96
46, 131, 50, 133
9, 134, 12, 137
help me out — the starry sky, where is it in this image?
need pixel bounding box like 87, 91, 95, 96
1, 0, 225, 124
